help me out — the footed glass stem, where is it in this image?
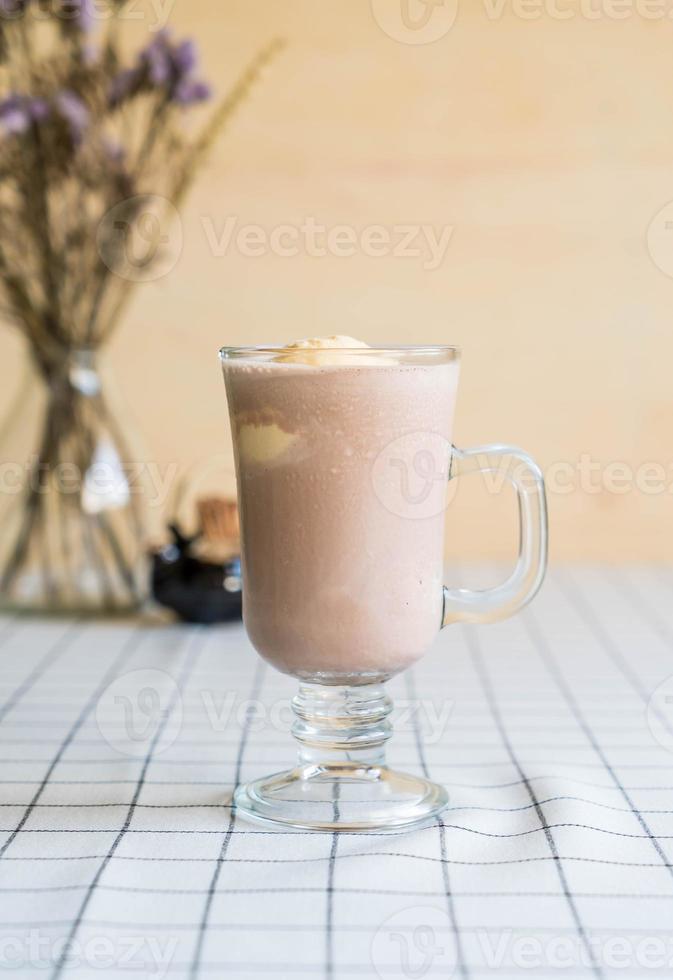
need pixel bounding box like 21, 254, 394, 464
234, 682, 448, 832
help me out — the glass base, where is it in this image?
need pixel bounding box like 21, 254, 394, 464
235, 762, 448, 832
234, 681, 448, 833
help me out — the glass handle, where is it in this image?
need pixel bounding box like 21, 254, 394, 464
442, 444, 548, 626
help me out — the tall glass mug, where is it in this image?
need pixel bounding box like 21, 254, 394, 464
220, 345, 547, 832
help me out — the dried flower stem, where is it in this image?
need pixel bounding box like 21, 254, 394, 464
0, 6, 282, 608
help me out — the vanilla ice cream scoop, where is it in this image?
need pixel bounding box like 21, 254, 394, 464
284, 335, 368, 350
237, 421, 297, 465
275, 336, 393, 366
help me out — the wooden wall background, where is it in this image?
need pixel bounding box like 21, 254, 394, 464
1, 0, 672, 560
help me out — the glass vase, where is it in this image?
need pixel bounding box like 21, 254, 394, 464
0, 344, 148, 614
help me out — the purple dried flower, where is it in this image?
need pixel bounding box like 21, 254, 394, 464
172, 39, 197, 76
109, 29, 211, 108
109, 68, 139, 108
28, 97, 49, 122
142, 30, 173, 86
109, 29, 212, 109
0, 93, 50, 135
173, 79, 211, 106
0, 94, 29, 134
112, 68, 141, 104
55, 90, 88, 142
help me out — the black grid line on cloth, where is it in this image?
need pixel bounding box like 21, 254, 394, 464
4, 776, 673, 791
405, 669, 468, 979
6, 756, 673, 769
2, 885, 673, 899
76, 964, 673, 976
4, 852, 673, 866
523, 604, 673, 883
1, 796, 672, 814
76, 964, 668, 976
0, 618, 80, 724
9, 821, 673, 839
0, 729, 662, 741
2, 755, 672, 770
0, 711, 657, 726
0, 623, 145, 863
9, 919, 673, 934
325, 781, 340, 980
49, 625, 207, 980
9, 919, 673, 949
5, 776, 673, 791
15, 823, 673, 839
188, 659, 266, 980
464, 625, 604, 980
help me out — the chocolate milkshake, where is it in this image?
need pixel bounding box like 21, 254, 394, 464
222, 340, 460, 682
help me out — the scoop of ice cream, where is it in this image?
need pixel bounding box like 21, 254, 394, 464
275, 336, 393, 366
237, 421, 297, 465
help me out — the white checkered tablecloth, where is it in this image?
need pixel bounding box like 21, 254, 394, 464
0, 567, 672, 980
